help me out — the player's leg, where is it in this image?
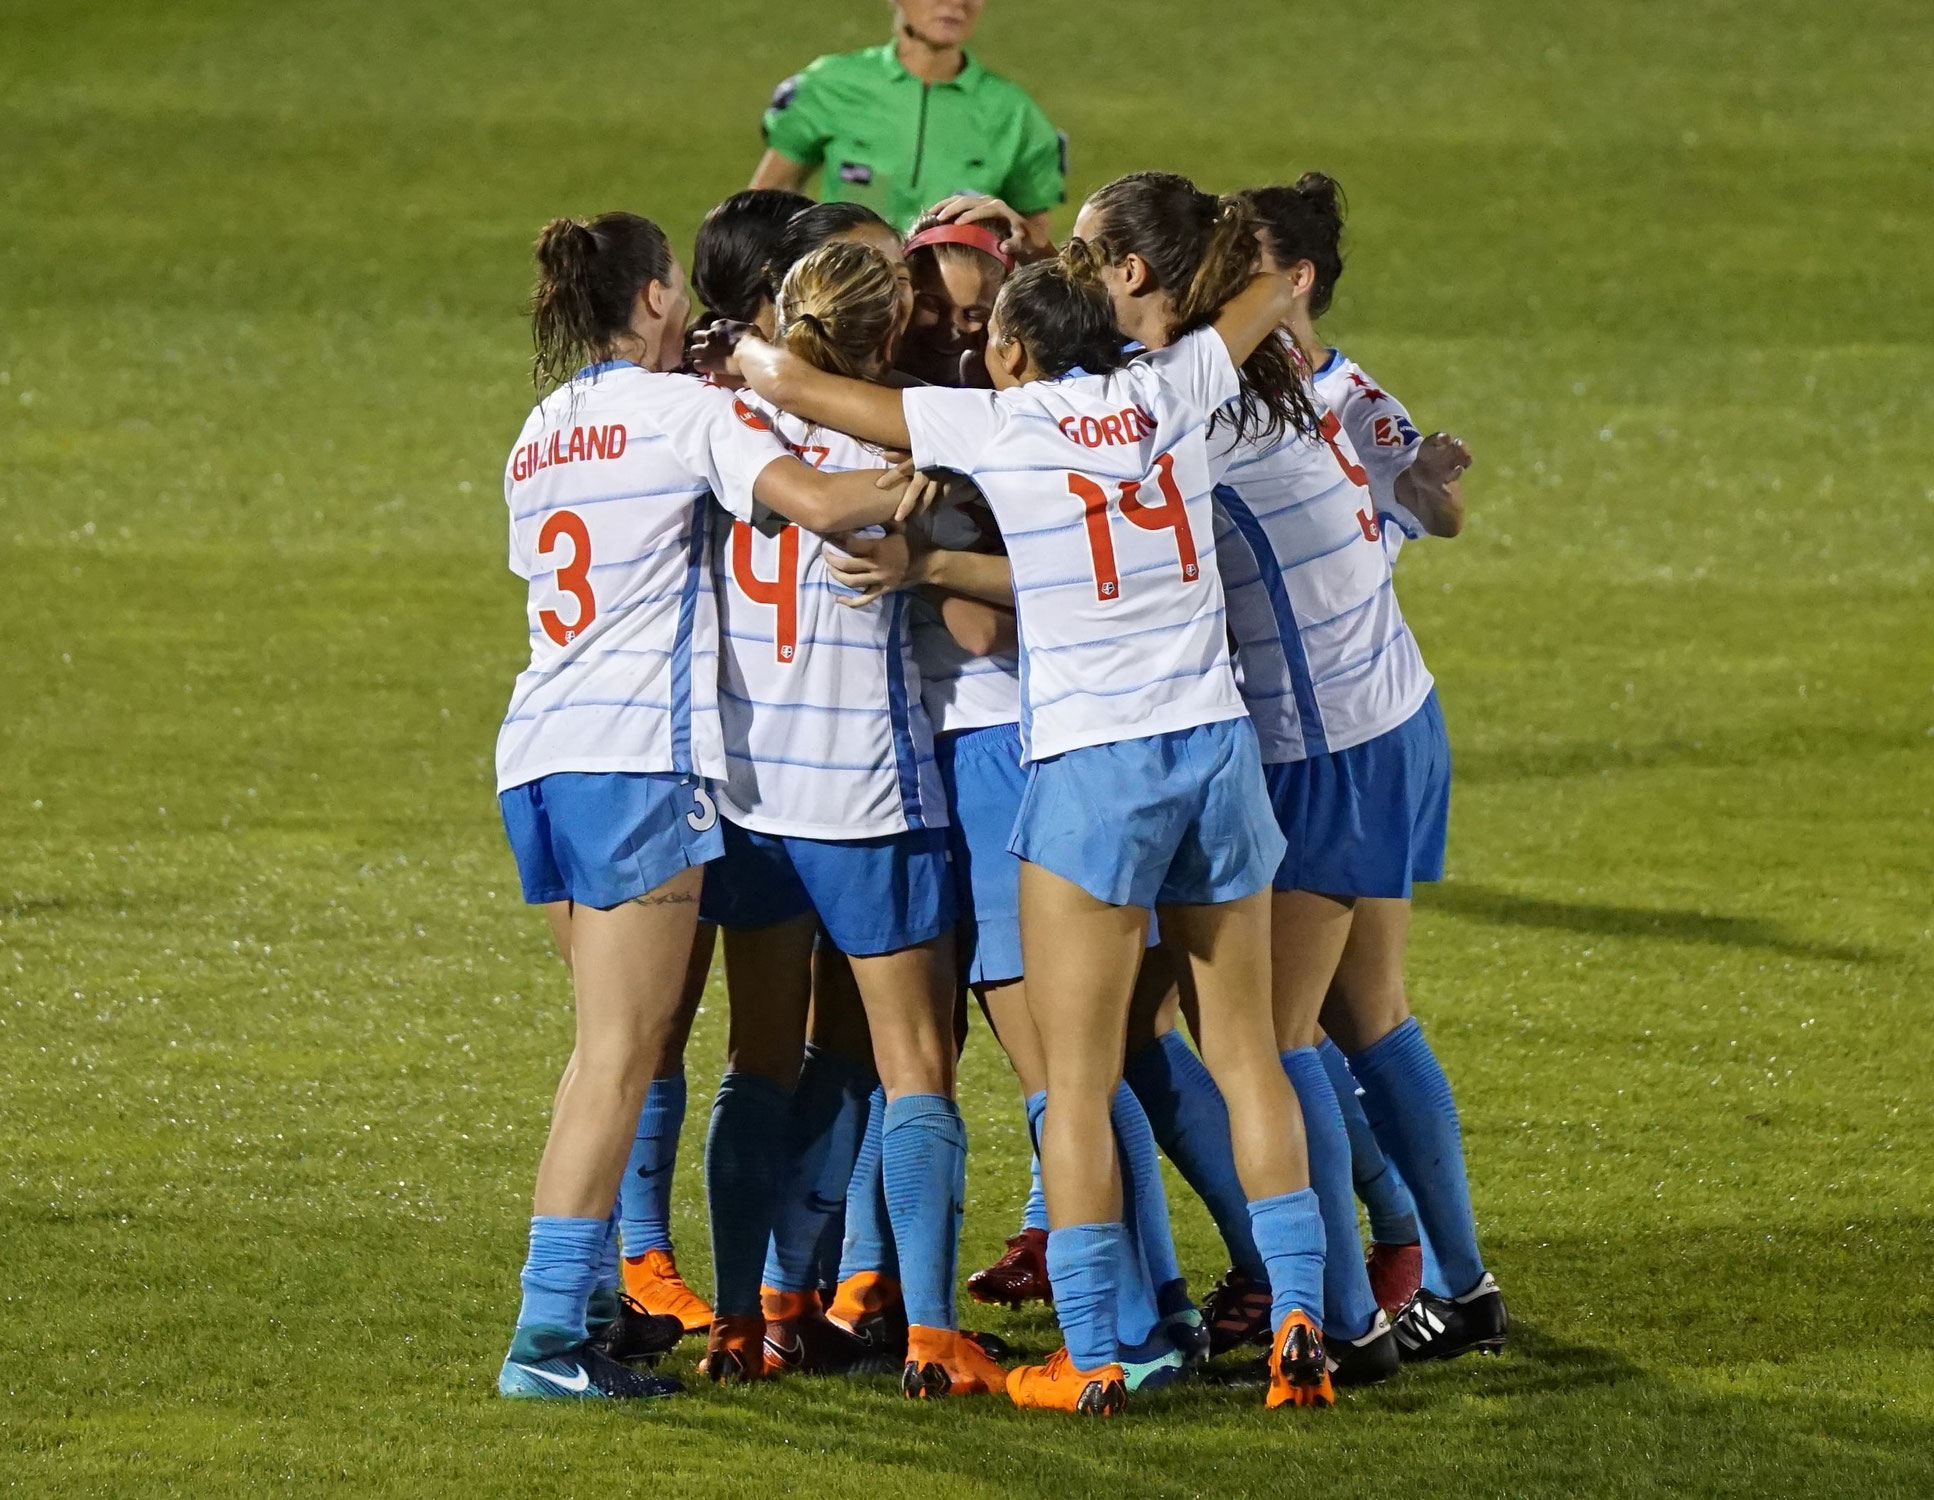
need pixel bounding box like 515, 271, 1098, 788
1271, 890, 1396, 1385
1324, 901, 1426, 1313
1319, 692, 1504, 1360
1001, 860, 1145, 1413
617, 920, 716, 1335
1124, 951, 1271, 1354
966, 983, 1052, 1311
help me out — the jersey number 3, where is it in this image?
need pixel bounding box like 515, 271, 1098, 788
1069, 451, 1199, 603
537, 510, 596, 646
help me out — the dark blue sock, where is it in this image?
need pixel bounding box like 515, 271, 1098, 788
882, 1093, 966, 1330
1281, 1047, 1379, 1341
704, 1071, 791, 1318
837, 1084, 899, 1282
1247, 1188, 1325, 1329
1348, 1018, 1485, 1296
1124, 1030, 1265, 1280
1319, 1037, 1420, 1245
619, 1072, 685, 1257
1111, 1081, 1184, 1292
1023, 1150, 1048, 1233
762, 1046, 872, 1292
510, 1215, 604, 1359
1046, 1222, 1124, 1371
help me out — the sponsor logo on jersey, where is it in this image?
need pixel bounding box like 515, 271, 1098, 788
838, 161, 874, 185
511, 424, 627, 483
1371, 414, 1420, 449
1056, 404, 1157, 449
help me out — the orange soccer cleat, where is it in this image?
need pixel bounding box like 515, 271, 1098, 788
1005, 1346, 1128, 1416
1265, 1311, 1335, 1409
760, 1287, 869, 1375
621, 1247, 713, 1334
825, 1270, 909, 1363
901, 1326, 1009, 1399
697, 1313, 768, 1383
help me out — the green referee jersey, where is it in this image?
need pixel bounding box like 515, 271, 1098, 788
762, 42, 1066, 233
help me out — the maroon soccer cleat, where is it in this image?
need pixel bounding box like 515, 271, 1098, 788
1366, 1240, 1423, 1316
967, 1228, 1051, 1309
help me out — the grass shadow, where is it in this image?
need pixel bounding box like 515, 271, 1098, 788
1417, 881, 1882, 964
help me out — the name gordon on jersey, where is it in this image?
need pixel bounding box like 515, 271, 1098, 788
1058, 404, 1158, 449
510, 424, 629, 483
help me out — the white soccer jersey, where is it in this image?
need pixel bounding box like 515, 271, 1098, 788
1209, 388, 1434, 764
1311, 349, 1428, 564
712, 399, 946, 839
909, 490, 1021, 734
904, 329, 1247, 763
495, 362, 786, 794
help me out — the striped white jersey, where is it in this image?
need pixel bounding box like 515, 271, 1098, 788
909, 490, 1021, 734
1311, 349, 1427, 565
1209, 387, 1433, 763
712, 398, 945, 839
904, 329, 1248, 764
494, 361, 784, 794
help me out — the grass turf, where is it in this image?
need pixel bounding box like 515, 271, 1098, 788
4, 0, 1933, 1494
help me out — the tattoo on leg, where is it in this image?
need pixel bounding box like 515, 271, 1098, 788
630, 890, 697, 908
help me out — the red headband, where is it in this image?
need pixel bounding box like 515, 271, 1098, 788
903, 221, 1016, 272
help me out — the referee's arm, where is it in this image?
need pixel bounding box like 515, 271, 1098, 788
750, 150, 812, 193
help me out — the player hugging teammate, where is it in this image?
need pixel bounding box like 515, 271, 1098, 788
488, 170, 1498, 1415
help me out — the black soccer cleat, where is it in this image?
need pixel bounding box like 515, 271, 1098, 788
598, 1293, 686, 1365
1326, 1309, 1401, 1387
499, 1340, 684, 1400
1393, 1272, 1508, 1362
1203, 1267, 1274, 1355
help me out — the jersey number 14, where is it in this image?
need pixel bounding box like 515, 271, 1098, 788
1070, 451, 1198, 603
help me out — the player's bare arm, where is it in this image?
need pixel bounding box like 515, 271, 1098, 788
736, 334, 915, 450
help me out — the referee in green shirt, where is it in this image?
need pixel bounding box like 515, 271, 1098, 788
748, 1, 1066, 237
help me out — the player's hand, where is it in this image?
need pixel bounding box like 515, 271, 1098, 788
876, 459, 944, 524
926, 195, 1056, 261
1411, 432, 1473, 487
826, 524, 922, 606
687, 319, 755, 381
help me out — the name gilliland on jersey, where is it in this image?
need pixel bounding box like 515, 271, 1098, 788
511, 424, 629, 483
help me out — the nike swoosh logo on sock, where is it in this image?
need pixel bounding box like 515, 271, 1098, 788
512, 1361, 591, 1393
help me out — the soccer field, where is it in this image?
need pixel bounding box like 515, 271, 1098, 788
4, 0, 1932, 1493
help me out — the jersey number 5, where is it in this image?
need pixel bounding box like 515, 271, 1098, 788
1069, 451, 1199, 603
731, 520, 800, 663
537, 510, 596, 646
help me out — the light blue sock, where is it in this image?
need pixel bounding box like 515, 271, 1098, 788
1046, 1222, 1124, 1371
1348, 1018, 1486, 1296
1319, 1037, 1420, 1245
762, 1046, 872, 1292
1124, 1030, 1266, 1280
619, 1072, 685, 1257
837, 1085, 899, 1282
704, 1071, 791, 1318
1022, 1151, 1048, 1233
1281, 1047, 1379, 1341
1112, 1081, 1184, 1294
510, 1215, 605, 1359
1247, 1188, 1325, 1329
882, 1093, 966, 1330
584, 1208, 622, 1332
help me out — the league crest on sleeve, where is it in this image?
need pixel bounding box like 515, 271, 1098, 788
768, 74, 801, 112
1373, 413, 1420, 448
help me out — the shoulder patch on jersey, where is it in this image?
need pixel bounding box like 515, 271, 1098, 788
1372, 413, 1420, 449
768, 74, 802, 112
1057, 129, 1069, 177
733, 396, 775, 432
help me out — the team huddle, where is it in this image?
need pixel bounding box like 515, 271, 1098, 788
491, 167, 1498, 1416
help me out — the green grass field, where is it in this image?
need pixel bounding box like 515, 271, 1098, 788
5, 1, 1933, 1493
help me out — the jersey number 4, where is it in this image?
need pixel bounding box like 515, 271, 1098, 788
537, 510, 596, 646
731, 520, 800, 663
1069, 451, 1199, 603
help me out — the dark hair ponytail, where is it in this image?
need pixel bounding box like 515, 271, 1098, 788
1085, 171, 1316, 444
990, 239, 1129, 380
693, 188, 812, 322
529, 211, 674, 391
1244, 172, 1347, 316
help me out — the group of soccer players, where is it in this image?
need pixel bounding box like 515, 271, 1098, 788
490, 165, 1502, 1417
